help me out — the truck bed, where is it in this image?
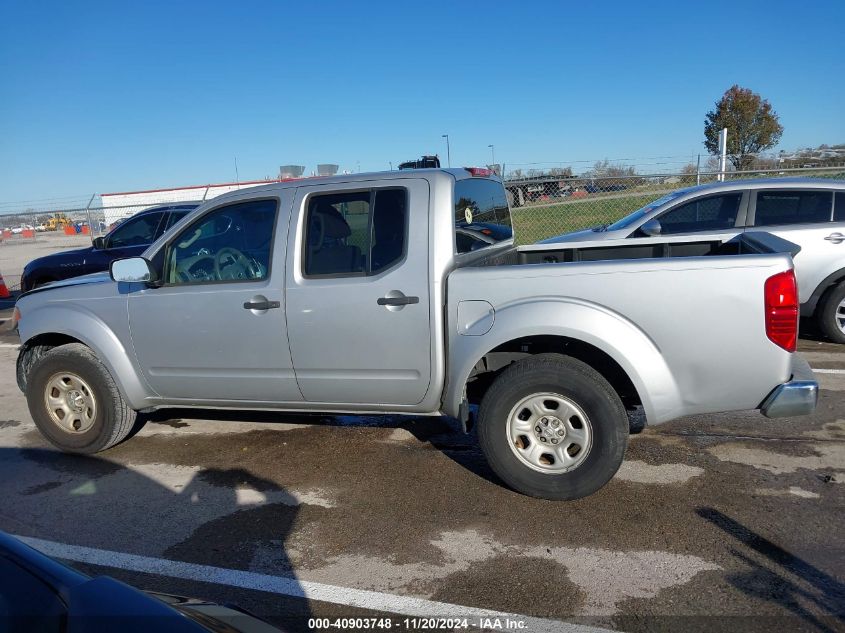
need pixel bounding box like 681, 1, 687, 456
446, 231, 800, 426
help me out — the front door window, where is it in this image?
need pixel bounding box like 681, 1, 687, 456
165, 199, 277, 284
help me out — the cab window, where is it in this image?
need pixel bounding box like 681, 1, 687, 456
302, 188, 407, 277
106, 212, 165, 248
454, 178, 513, 254
165, 199, 277, 285
160, 208, 192, 235
655, 193, 741, 235
754, 190, 833, 226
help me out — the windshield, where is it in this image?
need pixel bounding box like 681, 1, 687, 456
604, 191, 686, 231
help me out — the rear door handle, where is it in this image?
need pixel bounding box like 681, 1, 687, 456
243, 300, 280, 310
377, 296, 419, 306
824, 232, 844, 244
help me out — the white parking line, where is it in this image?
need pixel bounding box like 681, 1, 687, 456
813, 368, 845, 375
0, 343, 19, 349
16, 535, 610, 633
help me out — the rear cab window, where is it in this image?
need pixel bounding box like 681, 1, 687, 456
835, 192, 845, 222
754, 190, 833, 226
454, 178, 513, 253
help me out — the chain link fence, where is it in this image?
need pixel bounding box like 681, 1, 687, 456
0, 197, 183, 293
2, 164, 844, 293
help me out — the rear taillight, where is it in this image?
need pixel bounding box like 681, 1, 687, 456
764, 270, 798, 352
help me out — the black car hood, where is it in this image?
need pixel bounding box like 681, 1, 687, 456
21, 271, 112, 298
27, 246, 96, 267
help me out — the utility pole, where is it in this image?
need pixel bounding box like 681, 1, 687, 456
696, 153, 701, 186
488, 144, 495, 170
234, 156, 240, 185
718, 128, 728, 181
442, 134, 451, 167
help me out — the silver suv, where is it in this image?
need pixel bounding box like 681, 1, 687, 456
545, 178, 845, 343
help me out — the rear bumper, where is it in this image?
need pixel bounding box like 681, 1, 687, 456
760, 355, 819, 418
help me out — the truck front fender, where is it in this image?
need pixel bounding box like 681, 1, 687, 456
445, 297, 683, 425
17, 303, 152, 411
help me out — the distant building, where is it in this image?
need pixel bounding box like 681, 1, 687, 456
98, 179, 281, 226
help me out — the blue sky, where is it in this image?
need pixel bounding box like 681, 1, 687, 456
1, 0, 843, 203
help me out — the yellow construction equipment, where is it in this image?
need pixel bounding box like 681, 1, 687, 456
46, 213, 72, 231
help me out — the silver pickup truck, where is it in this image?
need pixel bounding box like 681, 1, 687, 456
13, 168, 818, 500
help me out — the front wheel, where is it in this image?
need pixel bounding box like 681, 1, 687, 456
817, 282, 845, 344
26, 343, 138, 453
477, 354, 628, 500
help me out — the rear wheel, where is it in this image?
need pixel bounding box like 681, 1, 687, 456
817, 282, 845, 344
477, 354, 628, 500
26, 343, 137, 453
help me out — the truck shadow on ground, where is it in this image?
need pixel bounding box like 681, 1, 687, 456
140, 406, 647, 491
140, 407, 507, 488
696, 507, 845, 633
142, 409, 646, 488
9, 447, 311, 630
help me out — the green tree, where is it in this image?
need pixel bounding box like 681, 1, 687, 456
704, 85, 783, 172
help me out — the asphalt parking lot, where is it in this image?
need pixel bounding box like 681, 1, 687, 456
0, 322, 843, 632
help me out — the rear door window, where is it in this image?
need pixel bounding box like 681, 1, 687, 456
835, 192, 845, 222
160, 208, 192, 235
655, 193, 742, 235
454, 178, 513, 253
754, 190, 833, 226
302, 188, 407, 277
106, 212, 165, 248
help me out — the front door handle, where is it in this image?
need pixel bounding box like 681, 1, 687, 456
243, 300, 280, 310
377, 296, 419, 306
824, 232, 844, 244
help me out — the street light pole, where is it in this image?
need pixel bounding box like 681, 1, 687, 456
442, 134, 451, 167
488, 144, 495, 169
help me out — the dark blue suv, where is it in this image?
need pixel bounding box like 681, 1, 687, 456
20, 203, 198, 292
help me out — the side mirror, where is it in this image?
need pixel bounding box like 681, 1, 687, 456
92, 236, 106, 250
110, 257, 157, 284
640, 218, 662, 237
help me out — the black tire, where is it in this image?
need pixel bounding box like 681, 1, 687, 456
26, 343, 138, 453
477, 353, 628, 500
817, 282, 845, 344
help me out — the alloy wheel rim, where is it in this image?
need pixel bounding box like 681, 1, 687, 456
43, 373, 97, 434
506, 392, 592, 474
837, 298, 845, 334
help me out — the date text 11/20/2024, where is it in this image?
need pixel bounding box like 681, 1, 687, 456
308, 616, 528, 629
